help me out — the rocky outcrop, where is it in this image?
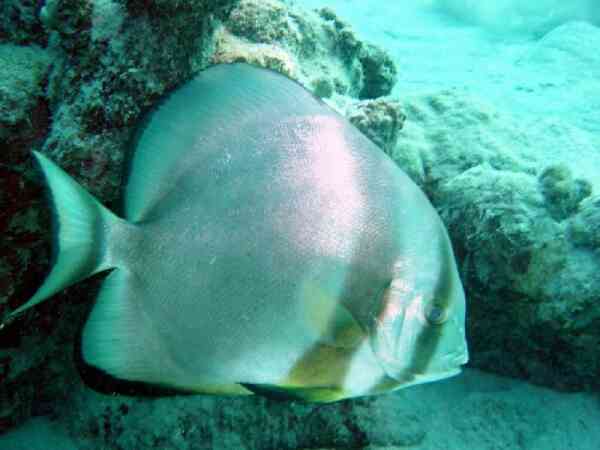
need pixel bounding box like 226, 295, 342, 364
346, 98, 405, 154
394, 89, 600, 390
214, 0, 397, 100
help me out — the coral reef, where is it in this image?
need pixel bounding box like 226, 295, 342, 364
538, 164, 592, 221
346, 98, 405, 154
214, 0, 397, 100
0, 0, 47, 45
0, 43, 51, 146
569, 196, 600, 248
1, 0, 241, 433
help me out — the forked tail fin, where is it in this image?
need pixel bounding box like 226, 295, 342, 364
1, 151, 122, 328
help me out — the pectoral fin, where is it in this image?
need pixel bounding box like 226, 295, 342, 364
303, 281, 365, 348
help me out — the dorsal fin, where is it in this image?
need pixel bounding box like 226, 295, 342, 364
124, 63, 331, 222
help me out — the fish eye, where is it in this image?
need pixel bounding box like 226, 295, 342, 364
424, 302, 448, 325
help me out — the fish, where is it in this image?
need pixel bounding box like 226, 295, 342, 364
2, 63, 468, 402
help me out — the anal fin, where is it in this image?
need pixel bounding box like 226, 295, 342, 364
81, 269, 172, 386
81, 269, 254, 396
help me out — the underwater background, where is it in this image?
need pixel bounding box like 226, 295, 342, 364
0, 0, 599, 448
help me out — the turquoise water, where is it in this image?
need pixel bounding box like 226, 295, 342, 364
304, 0, 600, 186
1, 1, 599, 449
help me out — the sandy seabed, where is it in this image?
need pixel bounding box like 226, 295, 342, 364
2, 368, 599, 449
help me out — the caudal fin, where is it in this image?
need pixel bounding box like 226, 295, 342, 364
1, 151, 121, 328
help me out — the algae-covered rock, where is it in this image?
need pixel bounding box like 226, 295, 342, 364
569, 196, 600, 249
395, 90, 538, 190
394, 89, 600, 390
346, 98, 405, 154
358, 42, 397, 100
0, 0, 47, 45
538, 164, 592, 221
215, 0, 398, 100
0, 42, 54, 431
0, 44, 51, 144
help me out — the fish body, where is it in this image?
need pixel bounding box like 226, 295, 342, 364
3, 64, 468, 402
